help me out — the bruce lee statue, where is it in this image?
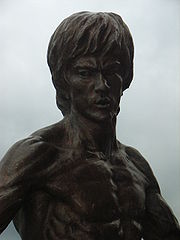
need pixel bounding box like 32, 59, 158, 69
0, 11, 180, 240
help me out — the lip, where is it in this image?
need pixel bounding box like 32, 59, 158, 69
95, 98, 111, 109
95, 103, 110, 109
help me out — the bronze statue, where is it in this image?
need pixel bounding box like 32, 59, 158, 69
0, 12, 179, 240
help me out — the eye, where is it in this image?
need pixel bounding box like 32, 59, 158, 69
103, 62, 123, 77
103, 69, 119, 77
103, 70, 114, 76
103, 67, 124, 81
78, 69, 91, 77
77, 69, 95, 78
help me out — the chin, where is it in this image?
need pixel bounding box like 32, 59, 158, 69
85, 111, 113, 123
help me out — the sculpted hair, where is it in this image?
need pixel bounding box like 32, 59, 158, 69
47, 11, 134, 115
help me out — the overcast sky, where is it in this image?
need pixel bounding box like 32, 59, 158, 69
0, 0, 180, 239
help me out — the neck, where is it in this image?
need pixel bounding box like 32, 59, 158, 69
68, 111, 117, 158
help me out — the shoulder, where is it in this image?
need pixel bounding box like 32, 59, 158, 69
117, 142, 160, 192
0, 135, 55, 173
0, 121, 65, 177
1, 135, 45, 163
0, 120, 68, 185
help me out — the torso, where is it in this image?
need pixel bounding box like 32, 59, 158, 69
13, 142, 148, 240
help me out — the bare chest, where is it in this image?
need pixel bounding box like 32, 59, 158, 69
43, 152, 147, 222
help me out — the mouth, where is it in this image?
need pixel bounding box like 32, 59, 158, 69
95, 98, 111, 109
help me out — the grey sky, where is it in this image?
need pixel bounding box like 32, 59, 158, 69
0, 0, 180, 239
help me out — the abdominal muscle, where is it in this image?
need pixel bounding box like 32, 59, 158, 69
41, 199, 142, 240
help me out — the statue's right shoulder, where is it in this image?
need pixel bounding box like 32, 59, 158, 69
0, 135, 45, 163
0, 135, 57, 173
0, 120, 66, 176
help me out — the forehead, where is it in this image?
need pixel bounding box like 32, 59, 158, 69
72, 54, 121, 69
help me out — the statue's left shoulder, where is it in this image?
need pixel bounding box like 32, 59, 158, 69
117, 142, 160, 192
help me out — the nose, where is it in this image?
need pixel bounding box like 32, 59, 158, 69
95, 73, 110, 95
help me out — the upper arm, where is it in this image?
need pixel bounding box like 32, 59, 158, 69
0, 136, 58, 233
143, 190, 180, 239
125, 146, 180, 239
125, 145, 160, 192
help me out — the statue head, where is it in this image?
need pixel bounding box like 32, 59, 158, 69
47, 11, 134, 116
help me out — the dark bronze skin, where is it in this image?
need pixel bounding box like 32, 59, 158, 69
0, 12, 180, 240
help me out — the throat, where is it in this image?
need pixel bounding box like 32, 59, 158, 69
68, 113, 117, 157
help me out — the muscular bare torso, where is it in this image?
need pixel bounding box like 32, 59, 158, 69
0, 121, 178, 240
13, 137, 148, 240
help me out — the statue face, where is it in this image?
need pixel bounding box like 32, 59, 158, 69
67, 54, 123, 122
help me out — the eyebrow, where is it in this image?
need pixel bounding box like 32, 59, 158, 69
72, 59, 121, 69
103, 60, 121, 69
73, 64, 97, 70
73, 62, 97, 70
